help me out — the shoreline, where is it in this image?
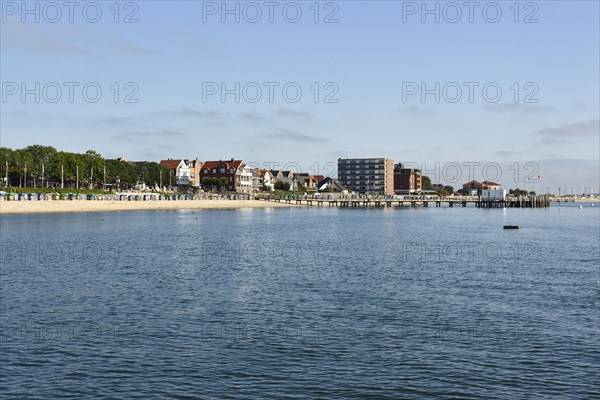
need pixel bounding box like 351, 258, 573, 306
0, 199, 301, 215
1, 198, 596, 215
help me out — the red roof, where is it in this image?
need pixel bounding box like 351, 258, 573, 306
202, 160, 243, 170
482, 180, 501, 186
160, 159, 183, 169
463, 180, 481, 186
255, 169, 272, 177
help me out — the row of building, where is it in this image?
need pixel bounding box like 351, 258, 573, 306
336, 158, 502, 195
156, 156, 501, 195
156, 157, 424, 194
158, 158, 335, 193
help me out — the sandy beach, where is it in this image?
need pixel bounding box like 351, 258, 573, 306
0, 199, 300, 214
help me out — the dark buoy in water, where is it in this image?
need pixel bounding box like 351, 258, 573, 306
503, 225, 520, 229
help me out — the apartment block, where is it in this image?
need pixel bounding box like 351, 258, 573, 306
338, 158, 395, 195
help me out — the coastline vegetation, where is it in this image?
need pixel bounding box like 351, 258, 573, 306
0, 145, 170, 190
0, 187, 111, 195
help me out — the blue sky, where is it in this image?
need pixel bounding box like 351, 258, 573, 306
1, 0, 599, 192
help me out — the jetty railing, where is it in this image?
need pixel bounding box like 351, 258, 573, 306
255, 194, 551, 208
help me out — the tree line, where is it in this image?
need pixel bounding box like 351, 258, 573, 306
0, 145, 171, 190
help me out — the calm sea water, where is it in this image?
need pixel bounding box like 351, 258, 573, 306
1, 204, 599, 399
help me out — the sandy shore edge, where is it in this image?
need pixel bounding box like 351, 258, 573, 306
0, 200, 301, 214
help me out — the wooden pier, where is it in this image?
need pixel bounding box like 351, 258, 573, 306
257, 195, 551, 209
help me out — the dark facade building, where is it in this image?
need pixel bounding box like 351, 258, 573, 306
393, 163, 422, 194
200, 159, 252, 192
338, 158, 395, 195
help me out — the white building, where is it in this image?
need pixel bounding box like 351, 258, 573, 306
256, 170, 275, 191
482, 189, 506, 200
236, 163, 253, 193
159, 159, 192, 186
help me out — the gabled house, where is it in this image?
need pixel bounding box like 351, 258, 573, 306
201, 159, 253, 193
318, 177, 348, 192
250, 169, 260, 193
271, 170, 296, 188
295, 173, 323, 192
256, 169, 275, 191
461, 180, 481, 195
294, 173, 309, 191
160, 159, 192, 186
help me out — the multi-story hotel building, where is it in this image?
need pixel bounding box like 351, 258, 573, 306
338, 158, 395, 195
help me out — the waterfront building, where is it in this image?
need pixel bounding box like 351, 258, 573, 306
256, 170, 275, 191
270, 170, 296, 189
295, 173, 323, 192
201, 159, 253, 193
187, 158, 202, 187
393, 163, 422, 194
482, 189, 506, 200
159, 159, 192, 186
461, 180, 502, 196
338, 158, 394, 195
317, 177, 348, 192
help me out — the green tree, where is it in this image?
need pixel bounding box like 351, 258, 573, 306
83, 150, 104, 187
14, 149, 34, 186
509, 188, 528, 196
0, 147, 15, 185
202, 177, 217, 191
274, 181, 290, 191
0, 145, 177, 191
218, 177, 229, 190
422, 176, 432, 190
430, 184, 454, 196
48, 151, 68, 183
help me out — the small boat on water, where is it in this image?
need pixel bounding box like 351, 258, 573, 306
503, 225, 521, 229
